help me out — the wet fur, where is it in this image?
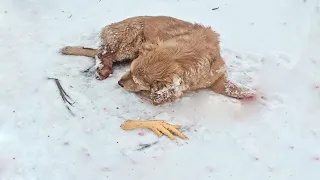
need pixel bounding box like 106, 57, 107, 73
61, 16, 254, 105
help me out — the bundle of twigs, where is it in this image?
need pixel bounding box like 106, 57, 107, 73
48, 77, 75, 116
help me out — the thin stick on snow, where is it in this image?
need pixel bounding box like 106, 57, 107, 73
48, 77, 75, 116
137, 141, 159, 151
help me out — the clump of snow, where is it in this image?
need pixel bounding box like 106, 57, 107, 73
1, 0, 320, 179
150, 77, 183, 104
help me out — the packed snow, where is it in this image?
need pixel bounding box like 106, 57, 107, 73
1, 0, 320, 179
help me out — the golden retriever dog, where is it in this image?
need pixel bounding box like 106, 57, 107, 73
61, 16, 254, 105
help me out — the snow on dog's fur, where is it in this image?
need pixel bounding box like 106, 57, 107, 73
61, 16, 254, 105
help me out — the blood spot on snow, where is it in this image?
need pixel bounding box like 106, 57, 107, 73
138, 132, 144, 136
103, 108, 107, 111
240, 94, 257, 102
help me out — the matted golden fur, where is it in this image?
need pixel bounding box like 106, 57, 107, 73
61, 16, 254, 105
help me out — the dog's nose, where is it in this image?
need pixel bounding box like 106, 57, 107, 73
118, 80, 124, 87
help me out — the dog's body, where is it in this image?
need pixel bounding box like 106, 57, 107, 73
62, 16, 205, 79
61, 16, 253, 105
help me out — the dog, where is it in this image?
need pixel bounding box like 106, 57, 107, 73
61, 16, 254, 105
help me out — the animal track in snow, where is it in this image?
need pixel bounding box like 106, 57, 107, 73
258, 93, 286, 110
221, 48, 262, 91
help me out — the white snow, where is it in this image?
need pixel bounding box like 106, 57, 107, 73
1, 0, 320, 179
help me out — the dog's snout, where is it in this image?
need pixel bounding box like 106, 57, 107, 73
118, 80, 124, 87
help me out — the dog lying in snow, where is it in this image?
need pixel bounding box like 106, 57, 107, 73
61, 16, 254, 105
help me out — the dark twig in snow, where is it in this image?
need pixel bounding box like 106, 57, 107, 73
137, 141, 159, 151
212, 7, 219, 10
82, 63, 96, 73
48, 77, 75, 116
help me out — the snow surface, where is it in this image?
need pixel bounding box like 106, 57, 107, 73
1, 0, 320, 179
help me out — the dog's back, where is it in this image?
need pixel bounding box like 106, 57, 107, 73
100, 16, 205, 62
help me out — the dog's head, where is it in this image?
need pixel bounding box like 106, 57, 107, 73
117, 70, 150, 92
118, 42, 182, 94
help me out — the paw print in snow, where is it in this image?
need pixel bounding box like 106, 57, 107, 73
276, 54, 296, 69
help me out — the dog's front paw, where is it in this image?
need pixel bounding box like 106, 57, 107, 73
95, 68, 113, 80
94, 53, 113, 80
94, 54, 110, 80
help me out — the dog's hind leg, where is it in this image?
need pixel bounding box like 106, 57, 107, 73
210, 74, 254, 99
61, 46, 102, 58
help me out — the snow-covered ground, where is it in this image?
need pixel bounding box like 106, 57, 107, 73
1, 0, 320, 179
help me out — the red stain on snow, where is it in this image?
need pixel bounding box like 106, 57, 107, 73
103, 108, 107, 111
240, 94, 257, 102
137, 132, 144, 136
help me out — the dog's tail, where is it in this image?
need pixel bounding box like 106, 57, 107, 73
211, 74, 255, 99
60, 46, 102, 58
